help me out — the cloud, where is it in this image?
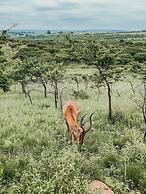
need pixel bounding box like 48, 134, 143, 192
33, 0, 80, 9
34, 0, 58, 8
0, 0, 146, 30
33, 0, 121, 11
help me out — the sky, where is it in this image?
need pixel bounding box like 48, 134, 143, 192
0, 0, 146, 30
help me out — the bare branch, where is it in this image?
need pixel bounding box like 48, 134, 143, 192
0, 24, 18, 39
123, 75, 135, 94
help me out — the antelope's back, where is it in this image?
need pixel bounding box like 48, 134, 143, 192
63, 101, 80, 119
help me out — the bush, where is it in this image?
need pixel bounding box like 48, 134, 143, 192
72, 89, 89, 99
141, 174, 146, 192
1, 159, 16, 182
0, 72, 10, 92
81, 155, 103, 180
103, 153, 119, 168
1, 147, 88, 194
126, 165, 143, 188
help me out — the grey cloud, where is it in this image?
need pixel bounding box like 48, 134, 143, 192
1, 0, 146, 30
34, 2, 79, 11
61, 16, 94, 23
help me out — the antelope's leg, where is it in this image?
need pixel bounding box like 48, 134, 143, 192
72, 131, 75, 144
66, 121, 70, 143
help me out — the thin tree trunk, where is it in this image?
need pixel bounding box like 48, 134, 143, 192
54, 91, 58, 109
59, 91, 63, 112
76, 81, 79, 90
105, 80, 112, 121
42, 83, 47, 98
85, 80, 88, 90
143, 81, 146, 124
96, 87, 101, 102
2, 87, 8, 92
143, 81, 146, 140
20, 81, 27, 97
142, 108, 146, 125
27, 90, 33, 105
124, 76, 135, 94
54, 81, 58, 109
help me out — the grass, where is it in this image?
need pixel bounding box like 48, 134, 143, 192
0, 71, 146, 193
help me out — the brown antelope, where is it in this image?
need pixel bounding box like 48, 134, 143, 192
63, 100, 94, 144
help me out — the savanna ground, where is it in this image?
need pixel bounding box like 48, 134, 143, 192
0, 66, 146, 194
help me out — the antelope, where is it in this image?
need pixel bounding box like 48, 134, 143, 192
63, 101, 94, 144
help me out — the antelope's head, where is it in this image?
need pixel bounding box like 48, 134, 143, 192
74, 113, 94, 144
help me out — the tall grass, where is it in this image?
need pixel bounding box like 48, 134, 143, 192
0, 74, 146, 193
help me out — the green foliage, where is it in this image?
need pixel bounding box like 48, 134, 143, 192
141, 174, 146, 191
1, 32, 146, 193
0, 71, 10, 92
0, 89, 146, 193
126, 165, 143, 188
103, 153, 119, 168
72, 89, 89, 99
80, 155, 104, 180
1, 158, 16, 182
134, 52, 146, 63
0, 147, 88, 194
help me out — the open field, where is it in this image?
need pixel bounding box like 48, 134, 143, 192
0, 68, 146, 193
1, 30, 146, 193
1, 0, 146, 192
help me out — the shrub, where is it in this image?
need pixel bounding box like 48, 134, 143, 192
1, 159, 16, 182
81, 155, 103, 180
103, 153, 119, 168
126, 165, 143, 188
72, 89, 89, 99
0, 72, 11, 92
2, 147, 88, 194
141, 174, 146, 192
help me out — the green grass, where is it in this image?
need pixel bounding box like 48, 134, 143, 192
0, 72, 146, 194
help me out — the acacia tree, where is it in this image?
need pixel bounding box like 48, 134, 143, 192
48, 62, 65, 109
10, 34, 67, 104
82, 74, 90, 90
29, 60, 51, 98
0, 40, 13, 92
81, 38, 131, 120
72, 74, 81, 90
11, 39, 51, 96
10, 59, 32, 96
45, 35, 73, 109
131, 62, 146, 130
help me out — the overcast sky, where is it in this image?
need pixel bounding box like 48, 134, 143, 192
0, 0, 146, 30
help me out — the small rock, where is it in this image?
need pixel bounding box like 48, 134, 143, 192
85, 180, 115, 194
